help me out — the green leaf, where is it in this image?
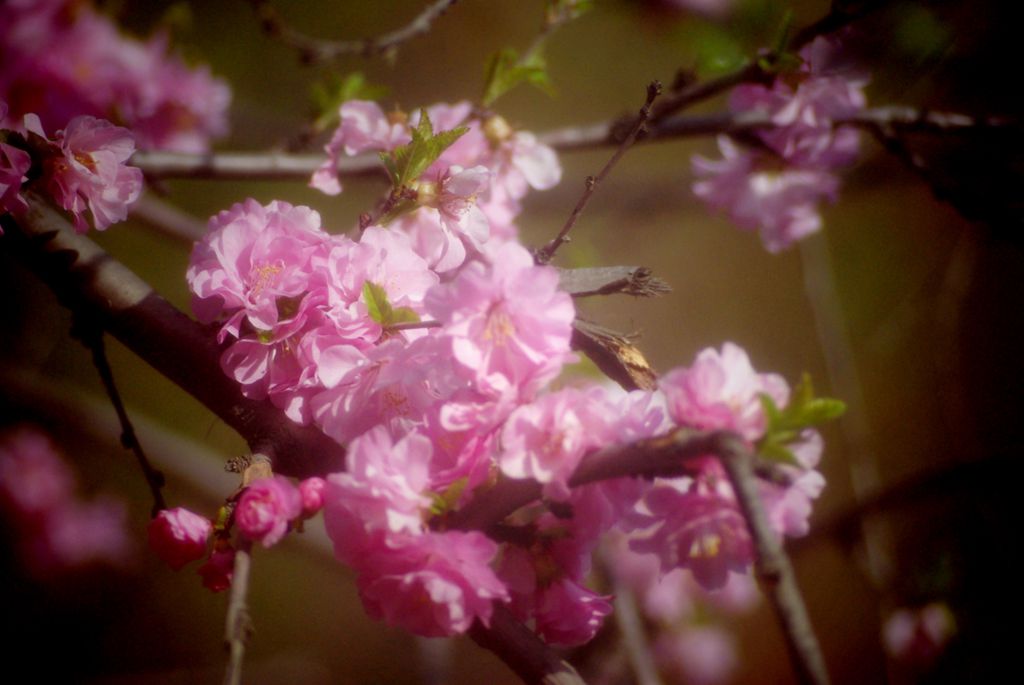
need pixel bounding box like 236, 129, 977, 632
362, 281, 421, 328
481, 47, 554, 106
362, 281, 390, 325
759, 440, 799, 466
429, 477, 469, 516
380, 109, 468, 187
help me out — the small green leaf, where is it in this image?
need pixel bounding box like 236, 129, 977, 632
481, 47, 554, 106
362, 281, 421, 328
389, 307, 421, 326
429, 477, 469, 516
759, 440, 800, 466
362, 281, 390, 325
380, 109, 468, 187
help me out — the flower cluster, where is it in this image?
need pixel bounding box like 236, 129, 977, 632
0, 426, 133, 576
186, 98, 832, 642
0, 103, 143, 233
0, 0, 230, 153
692, 35, 868, 251
147, 474, 326, 591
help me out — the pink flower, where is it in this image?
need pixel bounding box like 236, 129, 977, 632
355, 531, 508, 637
534, 578, 613, 647
311, 100, 410, 195
499, 387, 602, 499
298, 477, 326, 517
323, 426, 433, 563
0, 2, 230, 152
425, 240, 575, 397
1, 137, 31, 220
629, 477, 755, 590
0, 427, 76, 517
147, 507, 212, 570
235, 476, 302, 547
188, 199, 329, 336
883, 602, 956, 668
198, 545, 236, 592
31, 497, 134, 572
692, 136, 840, 252
42, 115, 143, 233
659, 342, 788, 442
654, 627, 739, 685
408, 164, 491, 272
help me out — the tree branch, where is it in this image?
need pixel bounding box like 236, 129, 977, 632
0, 199, 345, 478
469, 605, 586, 685
716, 436, 831, 685
247, 0, 461, 63
223, 537, 254, 685
131, 107, 1015, 181
557, 266, 671, 298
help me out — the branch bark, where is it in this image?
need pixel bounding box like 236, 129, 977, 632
1, 199, 345, 478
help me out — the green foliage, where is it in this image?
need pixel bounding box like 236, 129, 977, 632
546, 0, 593, 22
481, 47, 554, 106
362, 281, 421, 328
757, 373, 845, 465
379, 109, 467, 188
311, 72, 390, 133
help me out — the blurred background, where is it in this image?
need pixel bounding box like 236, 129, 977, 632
1, 0, 1021, 683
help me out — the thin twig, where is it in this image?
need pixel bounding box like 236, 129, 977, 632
716, 436, 831, 685
557, 266, 671, 298
607, 567, 664, 685
223, 537, 254, 685
536, 81, 663, 264
130, 193, 207, 242
74, 319, 167, 516
247, 0, 461, 63
387, 319, 442, 331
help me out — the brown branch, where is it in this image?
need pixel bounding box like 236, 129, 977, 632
449, 429, 829, 685
535, 81, 663, 264
716, 436, 831, 685
557, 266, 671, 298
223, 537, 254, 685
1, 198, 345, 478
470, 605, 586, 685
130, 107, 1015, 181
247, 0, 461, 63
131, 193, 207, 243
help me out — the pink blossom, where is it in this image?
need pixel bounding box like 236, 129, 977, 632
0, 2, 230, 152
198, 545, 236, 592
654, 626, 739, 685
629, 477, 754, 590
499, 387, 602, 499
187, 199, 329, 337
424, 240, 575, 397
659, 341, 788, 441
0, 427, 76, 517
31, 497, 134, 573
322, 426, 434, 564
759, 429, 826, 537
408, 164, 491, 272
298, 477, 327, 517
235, 476, 302, 548
1, 137, 32, 220
355, 530, 508, 637
40, 115, 143, 233
692, 136, 840, 252
147, 507, 212, 570
883, 602, 956, 668
311, 100, 410, 195
534, 578, 613, 647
